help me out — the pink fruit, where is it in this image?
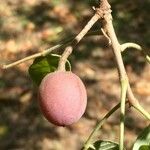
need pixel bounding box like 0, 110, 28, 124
38, 71, 87, 126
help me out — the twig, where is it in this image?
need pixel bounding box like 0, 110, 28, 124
103, 10, 127, 80
121, 42, 150, 64
101, 28, 111, 45
74, 14, 100, 43
2, 43, 69, 69
121, 42, 142, 52
57, 14, 100, 71
119, 79, 128, 150
2, 29, 104, 70
102, 0, 150, 120
127, 86, 150, 120
83, 102, 128, 150
133, 103, 150, 120
83, 1, 149, 149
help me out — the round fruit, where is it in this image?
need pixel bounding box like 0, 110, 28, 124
38, 71, 87, 126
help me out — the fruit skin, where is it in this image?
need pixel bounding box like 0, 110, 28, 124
38, 71, 87, 126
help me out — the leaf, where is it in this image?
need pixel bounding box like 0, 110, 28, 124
139, 145, 150, 150
133, 125, 150, 150
28, 54, 71, 85
87, 140, 120, 150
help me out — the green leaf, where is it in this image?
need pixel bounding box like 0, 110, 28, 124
28, 54, 71, 85
133, 125, 150, 150
139, 145, 150, 150
87, 140, 120, 150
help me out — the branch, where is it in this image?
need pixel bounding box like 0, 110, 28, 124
127, 86, 150, 119
2, 44, 68, 69
101, 0, 150, 120
1, 29, 104, 70
57, 0, 118, 71
83, 101, 128, 150
57, 13, 100, 71
121, 42, 142, 52
103, 10, 126, 80
83, 1, 150, 149
121, 42, 150, 64
101, 28, 111, 44
119, 78, 128, 150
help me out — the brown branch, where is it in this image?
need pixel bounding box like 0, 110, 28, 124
103, 13, 127, 79
57, 14, 101, 71
99, 0, 150, 119
2, 44, 67, 69
2, 29, 104, 70
121, 42, 150, 64
58, 2, 115, 71
101, 28, 111, 44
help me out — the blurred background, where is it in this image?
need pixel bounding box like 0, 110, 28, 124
0, 0, 150, 149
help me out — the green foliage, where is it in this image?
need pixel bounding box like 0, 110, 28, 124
133, 125, 150, 150
88, 140, 120, 150
28, 54, 71, 85
139, 145, 150, 150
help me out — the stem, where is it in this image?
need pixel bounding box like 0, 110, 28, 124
51, 54, 72, 71
127, 86, 150, 120
58, 14, 100, 71
100, 0, 150, 147
121, 42, 150, 64
104, 15, 126, 79
133, 103, 150, 120
119, 79, 128, 150
2, 43, 68, 69
57, 46, 73, 71
121, 43, 142, 52
2, 29, 103, 70
83, 102, 128, 150
101, 0, 150, 120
